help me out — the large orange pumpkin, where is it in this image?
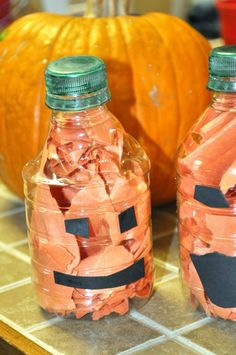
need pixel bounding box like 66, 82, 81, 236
0, 2, 211, 205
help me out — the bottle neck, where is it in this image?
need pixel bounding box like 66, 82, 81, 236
46, 86, 111, 112
212, 92, 236, 111
51, 104, 110, 128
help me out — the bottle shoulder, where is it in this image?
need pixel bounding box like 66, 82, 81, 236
23, 109, 150, 187
177, 102, 236, 209
179, 104, 236, 160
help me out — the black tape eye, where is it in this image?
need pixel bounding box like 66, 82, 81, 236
191, 252, 236, 308
65, 218, 89, 238
194, 185, 229, 208
119, 206, 137, 233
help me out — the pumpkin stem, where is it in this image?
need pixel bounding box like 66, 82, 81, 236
84, 0, 130, 17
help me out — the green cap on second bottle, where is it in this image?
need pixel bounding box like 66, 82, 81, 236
208, 45, 236, 92
45, 56, 111, 111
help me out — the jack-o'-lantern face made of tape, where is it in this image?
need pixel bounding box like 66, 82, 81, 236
190, 185, 236, 309
54, 206, 146, 290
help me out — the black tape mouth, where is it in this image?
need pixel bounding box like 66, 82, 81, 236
191, 252, 236, 308
53, 258, 145, 290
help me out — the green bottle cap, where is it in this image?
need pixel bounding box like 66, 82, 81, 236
45, 56, 111, 111
208, 45, 236, 92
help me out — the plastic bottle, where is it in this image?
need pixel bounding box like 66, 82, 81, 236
23, 55, 154, 320
177, 45, 236, 320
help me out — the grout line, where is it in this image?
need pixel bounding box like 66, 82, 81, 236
0, 314, 63, 355
0, 277, 31, 294
8, 238, 28, 248
129, 311, 216, 355
130, 310, 214, 341
116, 335, 167, 355
154, 273, 178, 286
0, 241, 30, 263
175, 336, 217, 355
172, 317, 213, 337
25, 316, 64, 333
0, 206, 25, 218
129, 310, 173, 337
154, 258, 179, 273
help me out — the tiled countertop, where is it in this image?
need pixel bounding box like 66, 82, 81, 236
0, 182, 235, 355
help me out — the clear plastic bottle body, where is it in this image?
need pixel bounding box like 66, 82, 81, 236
23, 105, 154, 320
177, 92, 236, 320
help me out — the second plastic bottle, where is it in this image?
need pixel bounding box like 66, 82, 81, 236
177, 46, 236, 320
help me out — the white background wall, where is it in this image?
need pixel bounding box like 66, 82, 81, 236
32, 0, 216, 18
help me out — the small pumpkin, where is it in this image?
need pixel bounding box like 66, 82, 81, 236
0, 0, 211, 205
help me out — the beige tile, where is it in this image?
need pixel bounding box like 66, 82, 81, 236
0, 196, 23, 214
0, 283, 55, 328
152, 207, 177, 241
33, 316, 161, 355
134, 340, 197, 354
184, 319, 236, 355
138, 276, 206, 330
154, 262, 174, 283
0, 252, 30, 287
0, 182, 23, 204
0, 212, 27, 244
152, 204, 179, 269
153, 233, 180, 269
16, 242, 30, 256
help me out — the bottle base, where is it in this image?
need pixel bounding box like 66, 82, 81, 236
38, 288, 154, 321
187, 288, 236, 321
